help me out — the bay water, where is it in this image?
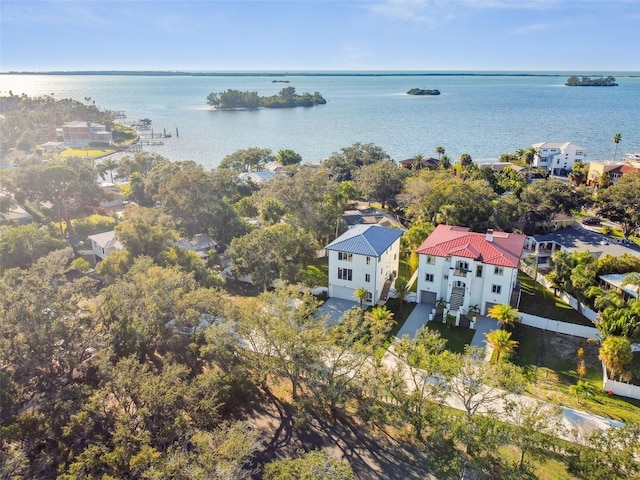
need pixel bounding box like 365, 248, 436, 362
1, 72, 639, 168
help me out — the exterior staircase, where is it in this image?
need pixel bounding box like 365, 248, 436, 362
449, 287, 465, 311
377, 276, 394, 304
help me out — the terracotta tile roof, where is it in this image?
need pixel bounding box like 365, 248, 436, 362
416, 225, 526, 268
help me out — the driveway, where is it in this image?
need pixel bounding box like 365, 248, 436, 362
396, 302, 434, 339
469, 315, 500, 348
319, 297, 359, 326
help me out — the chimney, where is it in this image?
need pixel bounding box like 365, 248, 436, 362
486, 229, 494, 242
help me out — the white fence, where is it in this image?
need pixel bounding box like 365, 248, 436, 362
602, 364, 640, 401
519, 312, 599, 340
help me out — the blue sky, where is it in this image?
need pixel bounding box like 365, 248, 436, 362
1, 0, 638, 71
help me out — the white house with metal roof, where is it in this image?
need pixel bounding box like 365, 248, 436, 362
87, 230, 124, 263
325, 224, 403, 305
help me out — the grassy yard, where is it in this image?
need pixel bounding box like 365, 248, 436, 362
518, 272, 594, 326
60, 147, 117, 159
425, 321, 475, 354
512, 324, 640, 424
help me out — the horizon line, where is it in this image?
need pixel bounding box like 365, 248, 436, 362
3, 69, 640, 78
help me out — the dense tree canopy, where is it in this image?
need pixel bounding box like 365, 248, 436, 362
159, 167, 249, 242
0, 223, 67, 271
322, 142, 391, 182
354, 160, 408, 208
400, 170, 496, 231
597, 171, 640, 238
228, 223, 318, 290
219, 147, 274, 172
520, 178, 587, 234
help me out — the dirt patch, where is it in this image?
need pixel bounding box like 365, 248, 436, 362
545, 331, 600, 369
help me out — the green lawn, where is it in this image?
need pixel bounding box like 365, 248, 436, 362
518, 272, 594, 326
425, 321, 475, 354
61, 147, 117, 159
398, 257, 417, 292
512, 324, 640, 424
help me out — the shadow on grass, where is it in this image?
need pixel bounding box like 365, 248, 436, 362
518, 272, 593, 326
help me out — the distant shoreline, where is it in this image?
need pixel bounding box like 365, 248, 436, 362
2, 70, 640, 78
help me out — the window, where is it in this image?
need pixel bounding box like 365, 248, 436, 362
494, 266, 504, 276
425, 273, 434, 282
426, 256, 435, 264
476, 265, 483, 277
365, 274, 371, 282
338, 252, 353, 262
366, 256, 371, 265
492, 284, 502, 294
338, 268, 353, 281
366, 292, 373, 302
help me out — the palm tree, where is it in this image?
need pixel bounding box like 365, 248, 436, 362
353, 287, 369, 309
435, 146, 445, 160
599, 335, 633, 381
485, 329, 518, 363
621, 272, 640, 302
458, 153, 473, 168
439, 154, 451, 170
487, 304, 520, 331
97, 157, 119, 183
598, 171, 613, 189
393, 279, 410, 315
411, 154, 424, 170
365, 305, 395, 332
612, 133, 622, 161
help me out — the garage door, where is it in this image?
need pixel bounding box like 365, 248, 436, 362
421, 290, 437, 304
331, 285, 354, 301
484, 302, 497, 315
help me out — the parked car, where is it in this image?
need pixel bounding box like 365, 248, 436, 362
581, 217, 601, 225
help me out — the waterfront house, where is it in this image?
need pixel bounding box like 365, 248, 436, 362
416, 225, 526, 315
56, 121, 113, 147
88, 230, 124, 263
587, 159, 640, 187
325, 224, 403, 306
531, 142, 586, 176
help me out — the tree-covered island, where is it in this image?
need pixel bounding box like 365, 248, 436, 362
407, 88, 441, 96
207, 86, 326, 110
565, 75, 618, 86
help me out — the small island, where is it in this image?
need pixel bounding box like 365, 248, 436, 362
407, 88, 441, 96
272, 80, 290, 83
207, 87, 326, 110
565, 76, 618, 87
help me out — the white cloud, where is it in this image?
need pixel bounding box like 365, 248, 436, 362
367, 0, 438, 24
509, 22, 553, 34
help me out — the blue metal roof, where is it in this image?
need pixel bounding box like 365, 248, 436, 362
325, 224, 403, 257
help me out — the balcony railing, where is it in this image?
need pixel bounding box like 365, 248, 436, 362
453, 269, 468, 277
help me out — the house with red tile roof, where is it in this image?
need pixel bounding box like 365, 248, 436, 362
416, 225, 526, 316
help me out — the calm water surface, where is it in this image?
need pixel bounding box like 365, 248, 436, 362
1, 72, 639, 168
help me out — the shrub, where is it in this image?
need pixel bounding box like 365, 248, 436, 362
72, 214, 117, 236
71, 257, 91, 272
